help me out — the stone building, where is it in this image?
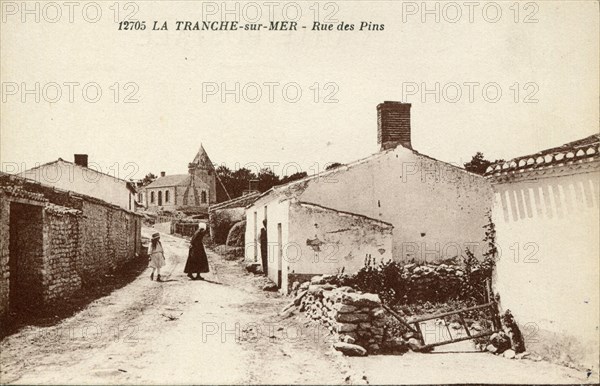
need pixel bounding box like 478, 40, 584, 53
18, 154, 138, 211
0, 173, 142, 319
140, 145, 225, 216
245, 102, 492, 292
485, 134, 600, 369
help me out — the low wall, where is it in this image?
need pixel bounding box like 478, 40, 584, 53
298, 279, 386, 354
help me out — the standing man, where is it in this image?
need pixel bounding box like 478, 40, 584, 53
259, 219, 268, 276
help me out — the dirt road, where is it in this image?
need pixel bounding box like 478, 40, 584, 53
0, 229, 595, 384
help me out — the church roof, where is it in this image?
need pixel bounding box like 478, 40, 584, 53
145, 174, 190, 188
144, 174, 212, 190
191, 144, 214, 169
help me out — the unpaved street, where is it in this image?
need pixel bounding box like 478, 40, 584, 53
0, 229, 595, 384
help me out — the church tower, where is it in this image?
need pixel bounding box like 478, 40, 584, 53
183, 144, 217, 208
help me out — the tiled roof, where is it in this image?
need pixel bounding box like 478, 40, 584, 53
0, 185, 48, 202
144, 174, 190, 189
209, 191, 261, 211
248, 144, 483, 208
44, 203, 82, 216
485, 134, 600, 177
21, 159, 137, 191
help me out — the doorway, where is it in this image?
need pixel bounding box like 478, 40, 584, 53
277, 223, 282, 288
8, 202, 44, 314
253, 211, 258, 261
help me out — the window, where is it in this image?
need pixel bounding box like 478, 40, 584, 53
165, 190, 170, 203
150, 191, 155, 203
138, 193, 143, 201
201, 191, 207, 204
158, 191, 163, 206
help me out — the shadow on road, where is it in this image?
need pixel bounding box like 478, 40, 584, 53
0, 254, 149, 340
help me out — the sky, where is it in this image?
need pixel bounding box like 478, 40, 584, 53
1, 0, 598, 181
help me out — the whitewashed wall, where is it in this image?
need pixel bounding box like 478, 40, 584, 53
492, 169, 600, 368
298, 146, 492, 262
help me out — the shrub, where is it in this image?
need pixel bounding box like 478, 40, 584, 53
209, 210, 236, 245
331, 254, 495, 306
226, 220, 246, 247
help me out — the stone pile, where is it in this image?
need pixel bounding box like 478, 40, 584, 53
485, 331, 530, 360
296, 275, 386, 355
399, 263, 465, 302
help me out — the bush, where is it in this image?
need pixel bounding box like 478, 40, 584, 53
209, 210, 237, 245
331, 253, 495, 306
226, 220, 246, 247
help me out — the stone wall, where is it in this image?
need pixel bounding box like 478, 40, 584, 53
43, 208, 82, 301
0, 173, 142, 318
0, 192, 10, 314
297, 277, 386, 355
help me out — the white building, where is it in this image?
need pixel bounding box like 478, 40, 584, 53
245, 102, 492, 292
19, 154, 137, 211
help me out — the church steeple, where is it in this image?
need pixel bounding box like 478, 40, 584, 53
189, 143, 213, 170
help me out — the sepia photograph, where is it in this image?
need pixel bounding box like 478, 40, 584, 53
0, 0, 598, 384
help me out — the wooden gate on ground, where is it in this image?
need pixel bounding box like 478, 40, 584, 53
383, 281, 502, 350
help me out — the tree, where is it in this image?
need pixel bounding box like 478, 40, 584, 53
463, 152, 504, 175
257, 168, 280, 192
215, 166, 312, 199
216, 166, 258, 199
326, 162, 343, 170
279, 171, 307, 185
140, 172, 157, 187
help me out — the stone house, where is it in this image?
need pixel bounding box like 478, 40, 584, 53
245, 102, 492, 292
140, 145, 225, 216
18, 154, 137, 211
485, 134, 600, 368
0, 173, 142, 319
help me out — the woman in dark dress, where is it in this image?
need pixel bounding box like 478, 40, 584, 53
184, 224, 210, 280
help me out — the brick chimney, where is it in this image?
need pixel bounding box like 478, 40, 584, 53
161, 171, 166, 177
248, 179, 259, 192
377, 101, 412, 151
74, 154, 88, 168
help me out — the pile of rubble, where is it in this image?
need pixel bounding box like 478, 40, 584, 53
284, 275, 390, 356
282, 275, 531, 360
485, 310, 530, 360
485, 331, 530, 360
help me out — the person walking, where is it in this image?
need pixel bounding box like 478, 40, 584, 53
184, 224, 210, 280
148, 232, 166, 282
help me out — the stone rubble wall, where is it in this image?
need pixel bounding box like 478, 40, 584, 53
297, 277, 386, 354
0, 192, 11, 314
43, 210, 82, 301
0, 174, 142, 318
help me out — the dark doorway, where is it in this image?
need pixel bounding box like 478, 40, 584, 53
277, 223, 282, 288
9, 202, 44, 314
